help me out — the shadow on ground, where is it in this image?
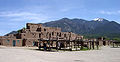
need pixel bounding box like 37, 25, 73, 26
29, 49, 58, 52
110, 47, 120, 48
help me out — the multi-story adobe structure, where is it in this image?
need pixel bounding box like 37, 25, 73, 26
0, 23, 83, 47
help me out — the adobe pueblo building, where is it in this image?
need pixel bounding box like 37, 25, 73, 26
0, 23, 111, 51
0, 23, 83, 47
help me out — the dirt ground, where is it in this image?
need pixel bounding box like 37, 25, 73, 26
0, 46, 120, 62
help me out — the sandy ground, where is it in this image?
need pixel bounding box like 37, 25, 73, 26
0, 46, 120, 62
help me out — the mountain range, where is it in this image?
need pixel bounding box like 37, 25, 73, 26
6, 18, 120, 39
41, 18, 120, 39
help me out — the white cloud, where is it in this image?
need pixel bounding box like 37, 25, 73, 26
118, 10, 120, 13
0, 11, 52, 36
0, 11, 51, 23
99, 10, 120, 15
60, 8, 71, 12
0, 12, 37, 17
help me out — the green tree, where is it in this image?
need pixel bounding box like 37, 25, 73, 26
113, 38, 120, 42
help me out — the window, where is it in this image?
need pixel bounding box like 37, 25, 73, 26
27, 25, 30, 29
49, 33, 51, 37
17, 40, 20, 43
7, 40, 9, 43
37, 28, 41, 31
59, 33, 61, 37
52, 32, 54, 35
57, 32, 59, 36
39, 34, 41, 38
64, 34, 66, 37
44, 28, 46, 31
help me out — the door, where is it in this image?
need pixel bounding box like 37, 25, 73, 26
13, 40, 16, 46
33, 42, 35, 46
33, 42, 38, 46
22, 39, 26, 46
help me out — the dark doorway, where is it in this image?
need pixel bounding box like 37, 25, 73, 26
103, 41, 106, 46
13, 40, 16, 46
22, 39, 26, 46
33, 42, 38, 46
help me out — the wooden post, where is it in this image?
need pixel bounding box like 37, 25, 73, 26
48, 40, 51, 51
81, 40, 83, 50
52, 41, 54, 48
75, 41, 77, 51
56, 37, 59, 51
68, 41, 69, 50
90, 41, 91, 49
117, 43, 118, 47
97, 41, 99, 50
92, 41, 94, 49
79, 40, 81, 50
64, 41, 66, 51
113, 42, 114, 47
71, 41, 72, 51
87, 41, 89, 50
78, 40, 80, 48
38, 40, 41, 50
76, 41, 78, 51
56, 41, 58, 51
69, 41, 71, 51
66, 41, 67, 49
74, 41, 75, 48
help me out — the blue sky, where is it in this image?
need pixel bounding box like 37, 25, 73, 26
0, 0, 120, 36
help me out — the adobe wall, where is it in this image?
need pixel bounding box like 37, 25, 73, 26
0, 23, 84, 47
25, 39, 39, 47
26, 23, 61, 32
0, 37, 22, 47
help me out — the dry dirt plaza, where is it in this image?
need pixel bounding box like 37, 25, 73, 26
0, 46, 120, 62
